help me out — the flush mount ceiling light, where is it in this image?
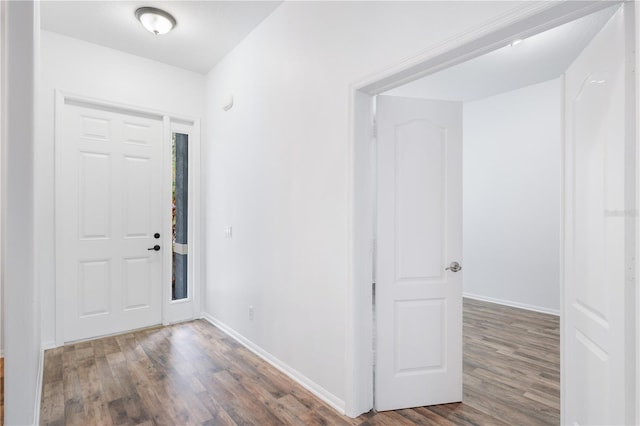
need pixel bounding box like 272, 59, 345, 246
135, 7, 176, 35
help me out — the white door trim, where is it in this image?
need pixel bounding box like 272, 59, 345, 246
54, 90, 201, 346
345, 0, 634, 418
636, 6, 640, 424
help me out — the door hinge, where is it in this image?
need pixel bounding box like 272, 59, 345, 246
372, 120, 377, 139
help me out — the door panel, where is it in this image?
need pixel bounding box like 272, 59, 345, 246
563, 5, 632, 425
123, 156, 153, 237
123, 257, 152, 310
396, 120, 445, 280
395, 299, 445, 371
375, 95, 463, 411
79, 152, 111, 239
59, 103, 163, 342
78, 259, 110, 317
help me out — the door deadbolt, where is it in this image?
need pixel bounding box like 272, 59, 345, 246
148, 245, 161, 251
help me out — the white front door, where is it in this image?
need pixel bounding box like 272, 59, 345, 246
58, 102, 164, 342
563, 5, 634, 425
375, 95, 463, 411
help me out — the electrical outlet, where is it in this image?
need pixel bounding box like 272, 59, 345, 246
249, 305, 254, 320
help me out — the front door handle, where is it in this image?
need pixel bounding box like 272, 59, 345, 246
445, 261, 462, 272
148, 245, 161, 251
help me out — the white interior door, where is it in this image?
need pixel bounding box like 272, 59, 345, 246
375, 95, 463, 411
563, 5, 634, 425
58, 102, 164, 342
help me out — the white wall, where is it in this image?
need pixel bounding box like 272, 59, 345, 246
4, 1, 41, 424
37, 30, 206, 346
203, 1, 522, 411
463, 78, 561, 314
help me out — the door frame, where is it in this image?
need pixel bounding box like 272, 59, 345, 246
345, 0, 637, 420
53, 90, 202, 346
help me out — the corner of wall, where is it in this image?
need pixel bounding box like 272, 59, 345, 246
4, 1, 42, 423
200, 313, 347, 415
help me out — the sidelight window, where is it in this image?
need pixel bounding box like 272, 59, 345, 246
172, 132, 188, 300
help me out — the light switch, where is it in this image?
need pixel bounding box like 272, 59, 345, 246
224, 226, 233, 238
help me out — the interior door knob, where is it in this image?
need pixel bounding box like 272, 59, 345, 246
445, 261, 462, 272
147, 245, 161, 251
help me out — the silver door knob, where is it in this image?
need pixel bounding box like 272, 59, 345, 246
445, 261, 462, 272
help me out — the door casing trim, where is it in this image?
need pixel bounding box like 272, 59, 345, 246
345, 0, 634, 419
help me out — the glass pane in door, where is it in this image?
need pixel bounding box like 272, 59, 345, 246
172, 133, 188, 300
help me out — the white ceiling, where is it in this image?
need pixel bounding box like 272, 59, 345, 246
385, 5, 618, 102
40, 1, 282, 75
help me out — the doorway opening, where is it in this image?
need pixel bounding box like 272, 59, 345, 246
348, 1, 637, 424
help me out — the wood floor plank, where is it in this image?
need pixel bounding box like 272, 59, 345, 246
40, 381, 65, 425
121, 393, 151, 425
395, 406, 456, 425
40, 298, 559, 425
426, 402, 512, 426
196, 391, 239, 426
297, 405, 354, 426
106, 397, 128, 425
359, 410, 421, 426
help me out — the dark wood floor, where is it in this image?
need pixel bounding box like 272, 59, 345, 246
40, 299, 559, 425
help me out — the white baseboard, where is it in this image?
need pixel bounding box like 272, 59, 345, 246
42, 340, 57, 351
200, 312, 346, 414
463, 292, 560, 316
34, 345, 45, 425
